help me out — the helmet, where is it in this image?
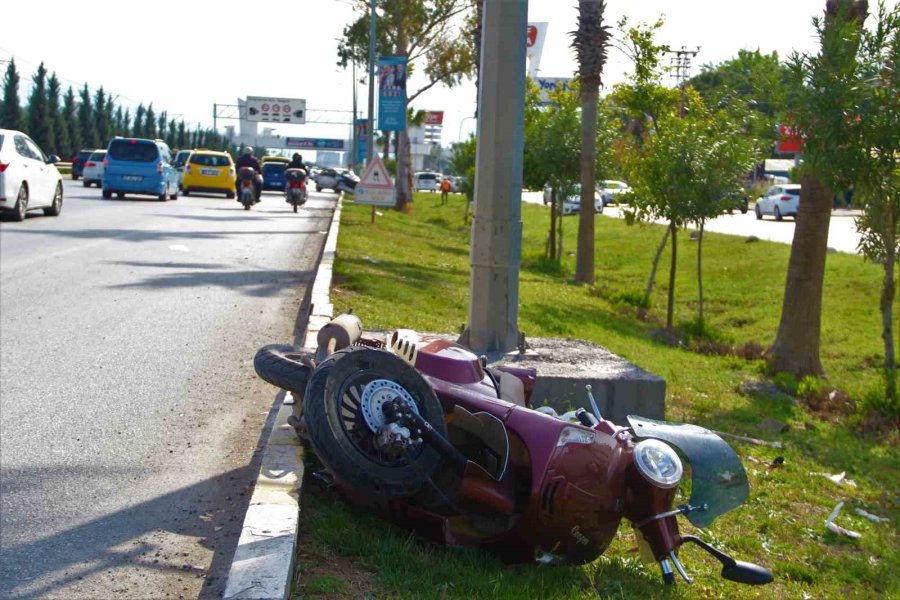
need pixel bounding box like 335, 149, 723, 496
293, 153, 301, 160
242, 146, 253, 155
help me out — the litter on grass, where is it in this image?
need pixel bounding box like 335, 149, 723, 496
825, 502, 861, 539
809, 471, 857, 488
854, 508, 890, 524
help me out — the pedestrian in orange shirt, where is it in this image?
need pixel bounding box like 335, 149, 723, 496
440, 177, 451, 205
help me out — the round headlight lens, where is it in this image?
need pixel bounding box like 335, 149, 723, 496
633, 439, 683, 488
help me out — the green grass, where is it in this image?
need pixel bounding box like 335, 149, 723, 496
299, 191, 898, 599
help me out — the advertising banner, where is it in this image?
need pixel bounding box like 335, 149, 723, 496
526, 22, 548, 77
378, 56, 408, 131
355, 119, 368, 166
424, 111, 444, 125
534, 77, 574, 104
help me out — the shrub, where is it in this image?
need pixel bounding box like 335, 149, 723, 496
773, 372, 799, 396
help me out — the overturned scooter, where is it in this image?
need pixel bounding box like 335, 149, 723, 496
254, 314, 773, 586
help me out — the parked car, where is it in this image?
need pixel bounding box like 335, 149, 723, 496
0, 128, 64, 220
70, 149, 94, 180
755, 184, 801, 221
262, 161, 287, 191
173, 149, 192, 189
599, 180, 632, 206
414, 172, 441, 192
102, 137, 179, 201
544, 183, 604, 215
725, 189, 749, 214
81, 150, 107, 187
181, 150, 236, 198
315, 167, 351, 192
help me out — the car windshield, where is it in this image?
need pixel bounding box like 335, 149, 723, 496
263, 163, 286, 174
418, 174, 436, 181
190, 154, 231, 167
88, 152, 106, 161
108, 141, 158, 162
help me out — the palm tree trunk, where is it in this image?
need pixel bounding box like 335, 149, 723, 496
667, 221, 677, 330
769, 173, 831, 376
575, 79, 598, 283
382, 130, 390, 163
395, 130, 410, 210
881, 210, 896, 399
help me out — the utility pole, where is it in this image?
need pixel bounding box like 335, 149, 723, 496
667, 46, 700, 116
466, 0, 527, 354
366, 0, 376, 164
351, 61, 357, 170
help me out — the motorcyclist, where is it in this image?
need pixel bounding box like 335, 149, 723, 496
235, 146, 262, 199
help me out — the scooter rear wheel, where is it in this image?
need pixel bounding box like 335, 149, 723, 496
304, 347, 447, 498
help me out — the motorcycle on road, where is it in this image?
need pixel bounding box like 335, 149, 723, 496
236, 167, 261, 210
254, 314, 773, 587
284, 168, 308, 213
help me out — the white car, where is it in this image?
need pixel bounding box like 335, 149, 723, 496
81, 150, 107, 187
755, 184, 801, 221
414, 172, 441, 192
600, 180, 631, 206
0, 129, 64, 221
544, 184, 604, 215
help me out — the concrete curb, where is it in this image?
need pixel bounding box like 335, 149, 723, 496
222, 195, 342, 600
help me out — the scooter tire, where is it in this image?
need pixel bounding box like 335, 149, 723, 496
304, 347, 447, 499
254, 344, 315, 396
293, 203, 298, 213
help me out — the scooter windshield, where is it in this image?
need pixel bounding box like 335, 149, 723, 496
627, 416, 749, 529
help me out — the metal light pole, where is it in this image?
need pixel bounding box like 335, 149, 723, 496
366, 0, 376, 163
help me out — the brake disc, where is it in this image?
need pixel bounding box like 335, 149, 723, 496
359, 379, 420, 432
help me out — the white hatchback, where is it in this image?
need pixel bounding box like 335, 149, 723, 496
82, 150, 107, 187
755, 184, 801, 221
0, 129, 63, 221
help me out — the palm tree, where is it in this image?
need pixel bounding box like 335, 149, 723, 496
571, 0, 610, 284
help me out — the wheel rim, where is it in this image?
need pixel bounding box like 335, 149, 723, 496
53, 185, 62, 210
333, 370, 426, 467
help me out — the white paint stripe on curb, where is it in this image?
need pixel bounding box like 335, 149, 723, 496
223, 195, 343, 600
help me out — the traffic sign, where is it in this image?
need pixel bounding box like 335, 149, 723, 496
246, 96, 306, 123
354, 156, 395, 207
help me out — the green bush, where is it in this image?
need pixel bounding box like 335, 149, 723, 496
773, 371, 799, 396
860, 387, 900, 420
797, 375, 826, 399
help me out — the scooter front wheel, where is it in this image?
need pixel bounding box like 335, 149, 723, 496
304, 347, 447, 498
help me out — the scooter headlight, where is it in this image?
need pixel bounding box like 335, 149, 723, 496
633, 439, 683, 489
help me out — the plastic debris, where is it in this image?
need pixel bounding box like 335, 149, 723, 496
825, 502, 861, 539
809, 471, 857, 488
854, 508, 890, 524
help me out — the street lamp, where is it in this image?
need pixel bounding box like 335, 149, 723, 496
457, 115, 476, 142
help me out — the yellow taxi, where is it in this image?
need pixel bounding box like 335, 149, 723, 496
261, 155, 291, 166
182, 149, 236, 198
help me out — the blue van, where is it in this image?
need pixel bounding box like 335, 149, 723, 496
102, 138, 178, 200
262, 162, 287, 191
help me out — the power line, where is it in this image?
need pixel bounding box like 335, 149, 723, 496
666, 46, 701, 86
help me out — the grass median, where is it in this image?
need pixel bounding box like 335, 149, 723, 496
292, 191, 897, 599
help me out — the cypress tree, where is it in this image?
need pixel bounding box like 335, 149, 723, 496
177, 120, 187, 148
104, 95, 115, 145
157, 110, 167, 142
93, 87, 108, 146
0, 58, 24, 131
78, 84, 98, 149
167, 119, 177, 148
47, 73, 67, 157
122, 108, 131, 137
145, 103, 156, 138
62, 86, 80, 158
133, 104, 145, 137
27, 63, 52, 150
115, 106, 124, 136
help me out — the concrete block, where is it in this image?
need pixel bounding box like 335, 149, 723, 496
492, 337, 665, 423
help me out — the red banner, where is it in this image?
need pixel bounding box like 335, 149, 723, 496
424, 111, 444, 125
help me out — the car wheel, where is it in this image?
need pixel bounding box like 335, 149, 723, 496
44, 182, 63, 216
755, 204, 762, 220
116, 192, 125, 199
774, 206, 783, 221
741, 205, 748, 214
169, 189, 178, 200
83, 180, 90, 188
12, 184, 28, 221
225, 191, 234, 199
102, 189, 112, 199
316, 185, 322, 192
183, 189, 191, 196
72, 173, 79, 181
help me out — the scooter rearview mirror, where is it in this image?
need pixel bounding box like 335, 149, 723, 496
721, 561, 774, 585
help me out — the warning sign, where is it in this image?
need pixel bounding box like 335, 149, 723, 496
354, 156, 395, 206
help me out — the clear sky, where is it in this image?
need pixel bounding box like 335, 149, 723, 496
4, 0, 893, 149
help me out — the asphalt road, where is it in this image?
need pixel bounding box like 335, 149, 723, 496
521, 191, 863, 254
0, 180, 336, 599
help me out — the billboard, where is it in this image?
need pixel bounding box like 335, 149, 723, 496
526, 22, 548, 77
246, 96, 306, 124
424, 111, 444, 125
355, 119, 368, 166
378, 56, 408, 131
534, 77, 574, 104
777, 124, 804, 154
